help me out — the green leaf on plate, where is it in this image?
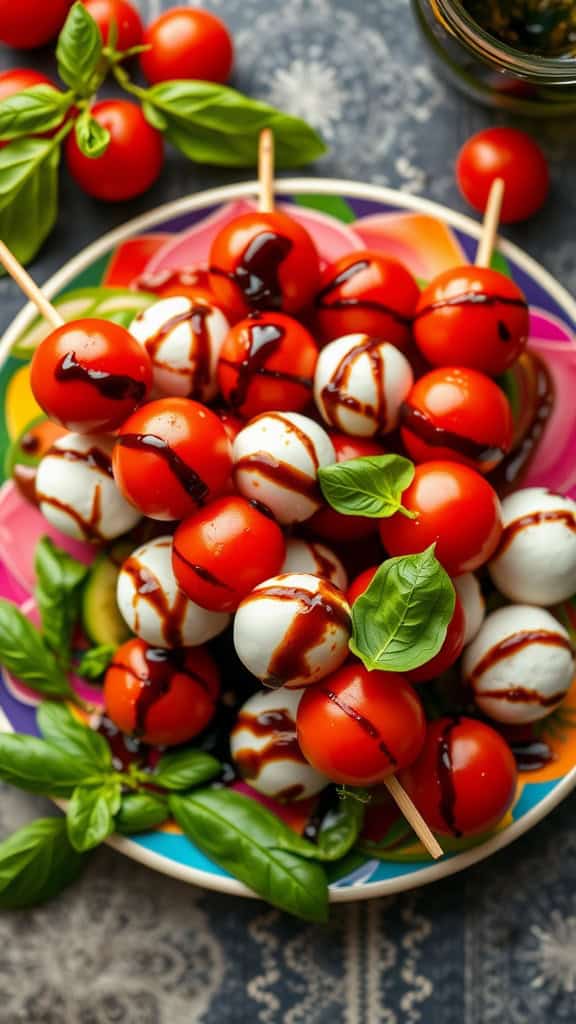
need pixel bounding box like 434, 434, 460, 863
37, 701, 112, 772
0, 733, 107, 796
152, 749, 221, 791
0, 599, 74, 700
115, 792, 169, 834
77, 645, 116, 681
67, 781, 121, 852
35, 537, 89, 667
314, 793, 366, 861
0, 136, 61, 268
56, 2, 104, 96
0, 86, 73, 141
74, 112, 111, 159
0, 817, 87, 909
318, 455, 416, 519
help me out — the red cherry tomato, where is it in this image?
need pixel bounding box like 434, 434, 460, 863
414, 266, 529, 376
113, 397, 232, 521
218, 312, 318, 419
315, 250, 419, 349
213, 407, 245, 444
104, 638, 219, 746
296, 662, 426, 785
140, 6, 233, 85
406, 597, 465, 683
173, 495, 286, 612
66, 100, 163, 202
0, 0, 71, 48
82, 0, 143, 50
209, 211, 321, 319
30, 318, 152, 433
400, 367, 513, 474
0, 69, 55, 148
457, 128, 549, 224
400, 717, 517, 836
378, 461, 502, 576
347, 565, 378, 605
308, 434, 387, 543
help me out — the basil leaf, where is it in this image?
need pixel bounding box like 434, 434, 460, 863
0, 599, 74, 700
0, 86, 73, 141
318, 454, 416, 519
115, 792, 169, 834
67, 782, 121, 852
77, 645, 116, 681
0, 733, 106, 796
0, 818, 86, 909
74, 113, 110, 159
141, 80, 326, 168
350, 545, 456, 672
37, 701, 112, 772
153, 749, 221, 791
0, 137, 61, 268
170, 789, 329, 922
314, 794, 366, 861
35, 537, 89, 665
56, 2, 103, 96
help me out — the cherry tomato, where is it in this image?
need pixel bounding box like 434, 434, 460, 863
347, 565, 378, 605
378, 461, 502, 576
414, 266, 529, 376
82, 0, 143, 50
140, 7, 234, 85
65, 100, 163, 202
307, 434, 387, 543
400, 717, 517, 836
113, 397, 232, 521
104, 638, 219, 746
209, 211, 321, 319
457, 128, 549, 224
218, 311, 318, 419
30, 318, 152, 433
315, 250, 419, 349
0, 69, 55, 149
173, 495, 286, 612
0, 0, 71, 48
296, 662, 426, 785
400, 367, 513, 474
213, 407, 245, 444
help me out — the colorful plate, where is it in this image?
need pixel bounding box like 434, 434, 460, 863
1, 179, 576, 902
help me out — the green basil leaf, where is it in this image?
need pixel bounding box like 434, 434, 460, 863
37, 701, 112, 772
0, 136, 61, 268
67, 782, 121, 852
350, 545, 456, 672
74, 113, 110, 158
0, 733, 106, 796
77, 645, 116, 681
0, 817, 86, 909
56, 2, 103, 96
0, 599, 74, 700
0, 86, 73, 141
170, 789, 329, 922
153, 749, 221, 791
314, 794, 366, 861
318, 454, 416, 519
35, 537, 89, 664
115, 792, 169, 834
141, 80, 326, 168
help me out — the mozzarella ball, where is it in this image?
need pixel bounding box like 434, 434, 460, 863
233, 572, 351, 688
232, 412, 336, 525
35, 432, 140, 542
454, 573, 485, 645
463, 604, 574, 724
314, 333, 414, 436
280, 538, 347, 590
230, 688, 329, 800
489, 487, 576, 606
129, 295, 229, 402
117, 535, 230, 648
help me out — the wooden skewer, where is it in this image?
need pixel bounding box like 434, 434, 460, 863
385, 775, 444, 860
475, 177, 505, 269
258, 128, 275, 214
0, 240, 63, 329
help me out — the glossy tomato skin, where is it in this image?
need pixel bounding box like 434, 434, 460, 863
400, 716, 517, 836
104, 638, 219, 746
113, 397, 232, 521
173, 495, 286, 612
406, 597, 465, 683
82, 0, 143, 49
0, 0, 71, 48
66, 100, 163, 202
308, 434, 387, 543
414, 266, 529, 376
30, 318, 152, 432
296, 663, 426, 785
378, 461, 502, 576
140, 6, 233, 85
346, 565, 378, 605
457, 128, 549, 224
400, 367, 513, 473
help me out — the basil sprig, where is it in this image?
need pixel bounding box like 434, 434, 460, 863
73, 111, 111, 159
0, 818, 86, 910
56, 2, 105, 97
318, 454, 417, 519
0, 86, 74, 141
77, 645, 116, 681
37, 702, 112, 770
151, 749, 221, 791
35, 537, 89, 667
0, 134, 64, 268
67, 782, 122, 852
0, 599, 74, 700
115, 793, 169, 835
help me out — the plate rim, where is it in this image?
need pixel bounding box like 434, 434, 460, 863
1, 176, 575, 904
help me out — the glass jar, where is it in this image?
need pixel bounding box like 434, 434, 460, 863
412, 0, 576, 115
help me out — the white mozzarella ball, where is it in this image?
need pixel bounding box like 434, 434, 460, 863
463, 604, 574, 724
35, 432, 140, 542
232, 412, 336, 525
280, 538, 347, 590
230, 688, 329, 800
117, 535, 230, 648
233, 572, 351, 688
454, 573, 485, 645
489, 487, 576, 606
313, 333, 414, 436
129, 295, 229, 401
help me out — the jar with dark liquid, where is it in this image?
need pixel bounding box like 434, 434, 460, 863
412, 0, 576, 114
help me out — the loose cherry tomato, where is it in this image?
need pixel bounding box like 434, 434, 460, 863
140, 7, 234, 85
209, 211, 321, 319
400, 717, 517, 836
296, 662, 426, 785
65, 100, 163, 202
414, 266, 529, 376
378, 461, 502, 576
0, 0, 71, 48
457, 128, 549, 224
0, 69, 55, 148
400, 367, 513, 473
30, 319, 152, 433
308, 434, 387, 543
104, 638, 219, 746
173, 495, 286, 612
113, 397, 232, 521
82, 0, 143, 50
218, 311, 318, 418
315, 250, 419, 349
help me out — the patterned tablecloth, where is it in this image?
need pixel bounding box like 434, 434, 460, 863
1, 2, 576, 1021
